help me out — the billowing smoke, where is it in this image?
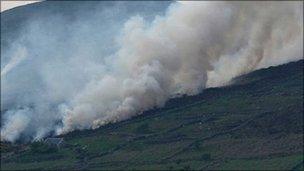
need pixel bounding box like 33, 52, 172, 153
1, 1, 303, 142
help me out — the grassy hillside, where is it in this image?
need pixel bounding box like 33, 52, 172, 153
1, 60, 303, 170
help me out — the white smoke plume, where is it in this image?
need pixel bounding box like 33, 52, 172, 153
1, 1, 303, 142
1, 46, 27, 77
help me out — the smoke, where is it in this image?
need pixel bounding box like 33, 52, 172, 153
1, 46, 27, 77
1, 1, 303, 142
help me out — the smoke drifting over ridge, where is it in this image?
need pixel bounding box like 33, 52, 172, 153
1, 1, 303, 142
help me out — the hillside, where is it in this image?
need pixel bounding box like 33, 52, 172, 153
1, 1, 170, 51
1, 60, 303, 170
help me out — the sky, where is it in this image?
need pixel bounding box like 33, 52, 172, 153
1, 0, 40, 12
0, 1, 191, 12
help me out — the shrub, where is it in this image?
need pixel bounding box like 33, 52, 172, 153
30, 142, 58, 154
193, 141, 201, 150
176, 159, 182, 164
183, 165, 191, 170
201, 153, 211, 161
135, 123, 152, 134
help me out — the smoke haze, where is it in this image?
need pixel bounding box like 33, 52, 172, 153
1, 1, 303, 142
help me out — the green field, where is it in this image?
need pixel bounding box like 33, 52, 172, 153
1, 60, 303, 170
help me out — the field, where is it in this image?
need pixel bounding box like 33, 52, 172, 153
1, 60, 303, 170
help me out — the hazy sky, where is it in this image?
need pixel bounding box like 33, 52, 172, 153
0, 1, 188, 12
1, 1, 40, 12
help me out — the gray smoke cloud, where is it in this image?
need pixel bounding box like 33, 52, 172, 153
1, 1, 303, 142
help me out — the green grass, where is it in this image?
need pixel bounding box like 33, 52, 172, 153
66, 135, 122, 155
2, 158, 77, 170
216, 154, 303, 170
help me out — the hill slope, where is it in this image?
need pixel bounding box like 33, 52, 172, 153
1, 1, 170, 47
1, 60, 303, 170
